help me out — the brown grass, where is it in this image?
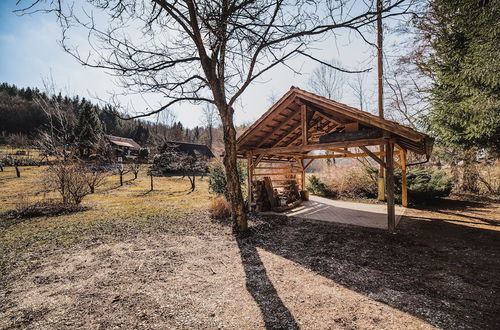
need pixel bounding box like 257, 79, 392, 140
1, 164, 500, 329
209, 195, 231, 219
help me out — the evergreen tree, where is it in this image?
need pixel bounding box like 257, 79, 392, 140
418, 0, 500, 153
74, 103, 103, 156
133, 122, 150, 144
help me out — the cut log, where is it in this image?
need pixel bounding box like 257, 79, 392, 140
319, 128, 383, 143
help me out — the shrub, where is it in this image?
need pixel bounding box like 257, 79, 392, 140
138, 148, 150, 160
10, 195, 86, 219
394, 167, 453, 204
208, 160, 246, 199
306, 175, 337, 198
209, 195, 231, 219
329, 166, 378, 199
45, 161, 91, 205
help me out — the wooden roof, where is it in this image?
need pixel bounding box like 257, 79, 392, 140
237, 87, 433, 159
161, 141, 215, 158
105, 135, 141, 149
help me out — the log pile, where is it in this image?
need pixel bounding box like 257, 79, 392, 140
252, 176, 302, 212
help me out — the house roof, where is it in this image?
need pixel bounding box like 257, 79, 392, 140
237, 87, 433, 158
161, 141, 215, 158
105, 135, 141, 149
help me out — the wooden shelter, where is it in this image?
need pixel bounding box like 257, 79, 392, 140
160, 141, 215, 159
237, 87, 434, 231
105, 135, 141, 160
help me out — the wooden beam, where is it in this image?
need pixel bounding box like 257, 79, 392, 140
253, 172, 299, 177
385, 140, 396, 232
304, 159, 314, 170
360, 146, 386, 168
250, 138, 386, 155
319, 128, 383, 143
300, 158, 305, 191
301, 103, 308, 145
401, 148, 408, 207
237, 92, 296, 146
303, 151, 385, 160
279, 116, 323, 147
255, 166, 301, 170
253, 154, 264, 168
247, 152, 253, 207
271, 120, 302, 147
307, 104, 345, 125
256, 112, 300, 147
378, 144, 385, 201
263, 178, 298, 182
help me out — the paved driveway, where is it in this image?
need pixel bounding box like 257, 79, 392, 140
282, 195, 405, 229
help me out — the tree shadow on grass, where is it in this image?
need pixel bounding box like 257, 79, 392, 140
236, 233, 300, 329
244, 211, 500, 329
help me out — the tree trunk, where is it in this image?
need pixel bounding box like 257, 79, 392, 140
134, 172, 138, 179
15, 165, 20, 178
0, 164, 3, 172
220, 110, 247, 232
189, 174, 196, 191
120, 172, 123, 186
150, 174, 154, 191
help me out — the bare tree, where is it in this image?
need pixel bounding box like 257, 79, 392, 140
129, 163, 142, 179
308, 59, 345, 101
85, 169, 107, 193
35, 79, 76, 161
348, 73, 369, 111
200, 104, 218, 150
20, 0, 412, 231
115, 163, 129, 186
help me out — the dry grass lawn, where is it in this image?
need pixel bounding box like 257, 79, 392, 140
1, 165, 499, 329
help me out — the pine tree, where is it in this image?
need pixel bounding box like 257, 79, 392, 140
74, 103, 103, 157
418, 0, 500, 153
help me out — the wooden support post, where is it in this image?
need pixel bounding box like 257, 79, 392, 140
401, 148, 408, 207
300, 158, 306, 191
247, 152, 253, 208
377, 0, 385, 202
301, 104, 308, 145
385, 140, 396, 232
378, 146, 385, 201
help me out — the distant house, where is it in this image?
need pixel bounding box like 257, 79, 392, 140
160, 141, 215, 159
105, 135, 141, 160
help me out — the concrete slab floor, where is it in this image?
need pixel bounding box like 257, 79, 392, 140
280, 195, 405, 230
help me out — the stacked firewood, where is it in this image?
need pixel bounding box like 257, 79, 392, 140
252, 176, 302, 212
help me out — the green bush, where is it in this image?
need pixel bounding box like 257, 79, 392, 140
306, 175, 337, 198
395, 167, 453, 204
208, 160, 246, 199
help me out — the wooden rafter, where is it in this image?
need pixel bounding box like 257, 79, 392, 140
255, 110, 300, 147
277, 116, 323, 148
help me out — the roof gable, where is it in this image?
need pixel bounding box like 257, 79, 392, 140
237, 87, 432, 156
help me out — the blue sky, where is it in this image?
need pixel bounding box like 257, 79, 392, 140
0, 1, 390, 128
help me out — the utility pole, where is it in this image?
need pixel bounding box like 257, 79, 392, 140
377, 0, 385, 201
